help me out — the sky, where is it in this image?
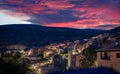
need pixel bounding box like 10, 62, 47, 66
0, 0, 120, 30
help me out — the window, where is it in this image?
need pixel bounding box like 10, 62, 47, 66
116, 53, 120, 58
101, 52, 110, 60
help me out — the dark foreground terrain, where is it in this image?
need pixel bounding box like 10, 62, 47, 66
50, 67, 118, 74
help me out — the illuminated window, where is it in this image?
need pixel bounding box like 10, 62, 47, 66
116, 53, 120, 58
100, 52, 110, 60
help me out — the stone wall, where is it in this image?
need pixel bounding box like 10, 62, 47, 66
97, 51, 120, 73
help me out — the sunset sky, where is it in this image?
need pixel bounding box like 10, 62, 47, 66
0, 0, 120, 30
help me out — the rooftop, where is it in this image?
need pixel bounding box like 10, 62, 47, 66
96, 45, 120, 52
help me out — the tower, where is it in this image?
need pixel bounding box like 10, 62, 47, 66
66, 42, 73, 70
67, 49, 72, 70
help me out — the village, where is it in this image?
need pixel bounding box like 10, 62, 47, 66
0, 33, 120, 74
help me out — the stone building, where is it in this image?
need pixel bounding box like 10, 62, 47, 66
39, 64, 56, 74
25, 47, 45, 56
96, 45, 120, 73
70, 54, 85, 69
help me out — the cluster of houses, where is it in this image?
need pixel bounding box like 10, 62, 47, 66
0, 41, 86, 74
24, 42, 86, 74
96, 34, 120, 73
0, 33, 120, 74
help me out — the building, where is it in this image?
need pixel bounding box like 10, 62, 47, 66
2, 57, 13, 63
25, 47, 45, 56
67, 48, 85, 69
39, 64, 59, 74
68, 54, 85, 69
67, 50, 72, 70
44, 49, 56, 58
96, 45, 120, 73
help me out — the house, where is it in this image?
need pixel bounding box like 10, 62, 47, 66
2, 57, 13, 63
96, 45, 120, 73
25, 47, 44, 56
43, 49, 56, 58
67, 49, 85, 70
39, 64, 58, 74
70, 54, 85, 69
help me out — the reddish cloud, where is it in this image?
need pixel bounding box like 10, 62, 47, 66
44, 19, 100, 29
0, 0, 59, 15
23, 4, 44, 15
71, 2, 120, 28
92, 24, 120, 30
7, 0, 23, 4
41, 0, 75, 10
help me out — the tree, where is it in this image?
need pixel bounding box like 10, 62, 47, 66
81, 45, 97, 68
0, 58, 30, 74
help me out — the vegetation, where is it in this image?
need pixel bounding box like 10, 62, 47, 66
81, 45, 97, 68
38, 53, 44, 59
38, 53, 49, 62
0, 58, 30, 74
0, 51, 31, 74
0, 24, 105, 47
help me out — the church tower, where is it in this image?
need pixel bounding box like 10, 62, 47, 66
66, 42, 73, 70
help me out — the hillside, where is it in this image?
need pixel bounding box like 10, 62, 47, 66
0, 24, 105, 47
108, 26, 120, 33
